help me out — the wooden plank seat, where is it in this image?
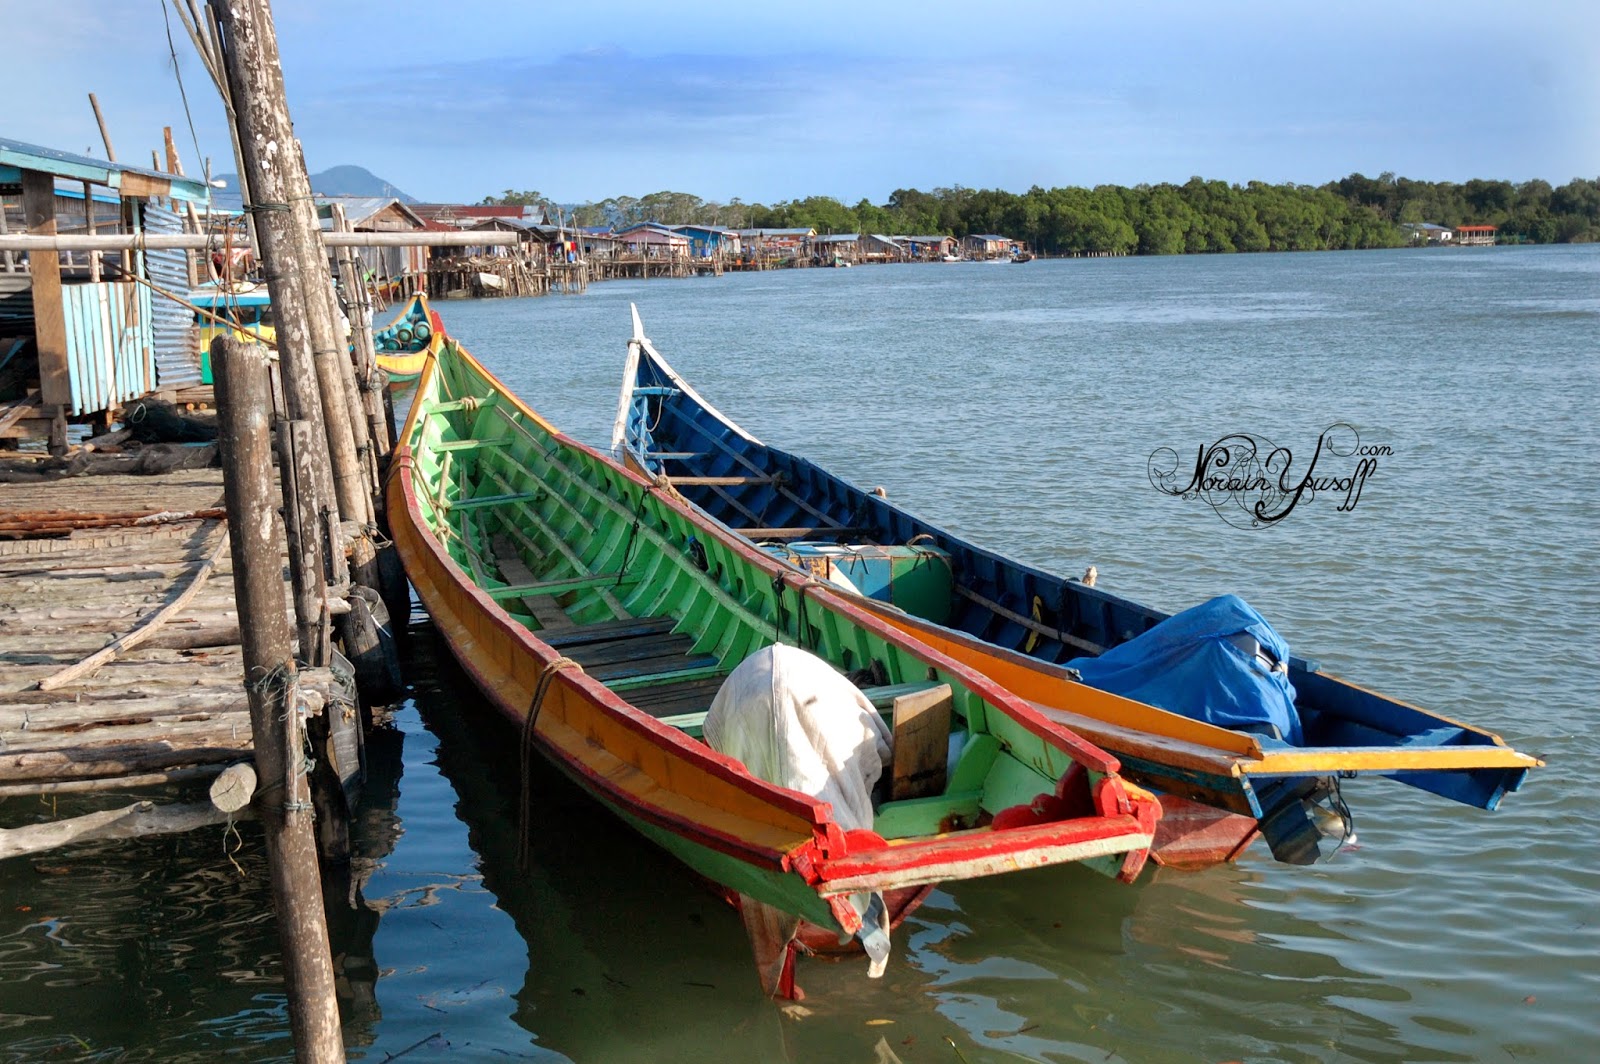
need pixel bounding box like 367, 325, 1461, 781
554, 626, 721, 684
540, 616, 676, 649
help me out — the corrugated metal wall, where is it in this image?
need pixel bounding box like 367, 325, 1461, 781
142, 203, 202, 388
62, 282, 154, 416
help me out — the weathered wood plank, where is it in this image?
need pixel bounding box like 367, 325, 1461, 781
891, 683, 953, 800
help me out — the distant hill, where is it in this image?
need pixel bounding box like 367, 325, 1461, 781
212, 164, 416, 203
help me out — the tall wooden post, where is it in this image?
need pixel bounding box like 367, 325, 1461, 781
20, 170, 70, 457
211, 337, 345, 1063
208, 0, 341, 536
210, 0, 374, 537
331, 204, 390, 468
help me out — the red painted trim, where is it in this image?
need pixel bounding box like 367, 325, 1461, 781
818, 814, 1151, 881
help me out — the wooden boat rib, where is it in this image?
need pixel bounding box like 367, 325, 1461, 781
387, 337, 1161, 994
611, 307, 1541, 867
373, 291, 445, 382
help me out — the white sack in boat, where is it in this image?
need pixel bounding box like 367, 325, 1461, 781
706, 644, 896, 977
705, 644, 891, 835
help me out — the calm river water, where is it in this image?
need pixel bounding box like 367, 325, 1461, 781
2, 248, 1596, 1062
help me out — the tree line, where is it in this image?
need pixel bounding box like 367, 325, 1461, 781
481, 174, 1600, 256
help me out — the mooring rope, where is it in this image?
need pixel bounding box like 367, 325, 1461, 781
518, 657, 584, 869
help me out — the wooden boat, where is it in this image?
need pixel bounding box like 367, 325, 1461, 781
386, 337, 1161, 996
611, 309, 1541, 868
373, 292, 445, 382
192, 284, 274, 385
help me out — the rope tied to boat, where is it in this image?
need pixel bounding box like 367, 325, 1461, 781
518, 657, 584, 869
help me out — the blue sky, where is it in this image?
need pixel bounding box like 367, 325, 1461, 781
10, 1, 1597, 204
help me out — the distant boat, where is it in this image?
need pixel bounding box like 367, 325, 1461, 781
940, 253, 962, 263
1010, 251, 1034, 263
387, 336, 1161, 997
372, 291, 445, 383
613, 308, 1541, 868
191, 283, 274, 385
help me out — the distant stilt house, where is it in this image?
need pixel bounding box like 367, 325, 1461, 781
961, 233, 1014, 260
1401, 222, 1454, 245
615, 223, 692, 261
315, 196, 430, 293
1, 138, 211, 451
574, 226, 623, 262
812, 233, 861, 265
861, 234, 908, 263
899, 235, 957, 261
668, 224, 741, 260
1455, 224, 1497, 246
732, 227, 816, 266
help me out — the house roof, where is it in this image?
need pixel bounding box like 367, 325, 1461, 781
968, 233, 1010, 241
315, 196, 427, 230
813, 233, 860, 244
412, 203, 547, 226
734, 227, 815, 237
0, 137, 211, 204
620, 226, 689, 244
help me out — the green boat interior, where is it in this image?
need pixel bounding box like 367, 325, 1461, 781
403, 345, 1119, 847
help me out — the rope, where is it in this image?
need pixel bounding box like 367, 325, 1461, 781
159, 0, 205, 178
518, 657, 584, 869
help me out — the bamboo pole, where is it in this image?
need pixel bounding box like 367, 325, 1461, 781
88, 93, 117, 161
211, 335, 345, 1063
275, 417, 330, 666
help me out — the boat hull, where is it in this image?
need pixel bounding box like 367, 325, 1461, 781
612, 313, 1540, 865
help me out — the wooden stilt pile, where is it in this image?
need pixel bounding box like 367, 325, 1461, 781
212, 337, 345, 1062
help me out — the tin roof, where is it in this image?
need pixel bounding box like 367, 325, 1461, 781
0, 137, 211, 204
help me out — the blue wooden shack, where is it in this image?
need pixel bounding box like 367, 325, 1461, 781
1, 138, 209, 451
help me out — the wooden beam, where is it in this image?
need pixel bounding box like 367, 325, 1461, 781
0, 232, 523, 252
732, 526, 865, 540
20, 170, 70, 412
953, 584, 1105, 655
0, 800, 243, 861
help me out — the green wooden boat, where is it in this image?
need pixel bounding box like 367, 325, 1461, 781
387, 338, 1163, 996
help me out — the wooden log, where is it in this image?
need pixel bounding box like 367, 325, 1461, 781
210, 324, 344, 1060
0, 764, 226, 798
0, 739, 254, 782
0, 801, 244, 861
210, 761, 258, 813
34, 524, 231, 691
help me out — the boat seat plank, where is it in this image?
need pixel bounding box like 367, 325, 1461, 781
564, 631, 699, 668
541, 616, 677, 648
490, 534, 572, 630
484, 573, 630, 600
588, 651, 723, 684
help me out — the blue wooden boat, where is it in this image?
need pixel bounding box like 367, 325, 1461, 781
611, 308, 1541, 867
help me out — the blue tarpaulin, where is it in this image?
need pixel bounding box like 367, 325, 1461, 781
1067, 594, 1303, 744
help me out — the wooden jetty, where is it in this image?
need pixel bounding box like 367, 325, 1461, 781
0, 467, 356, 840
